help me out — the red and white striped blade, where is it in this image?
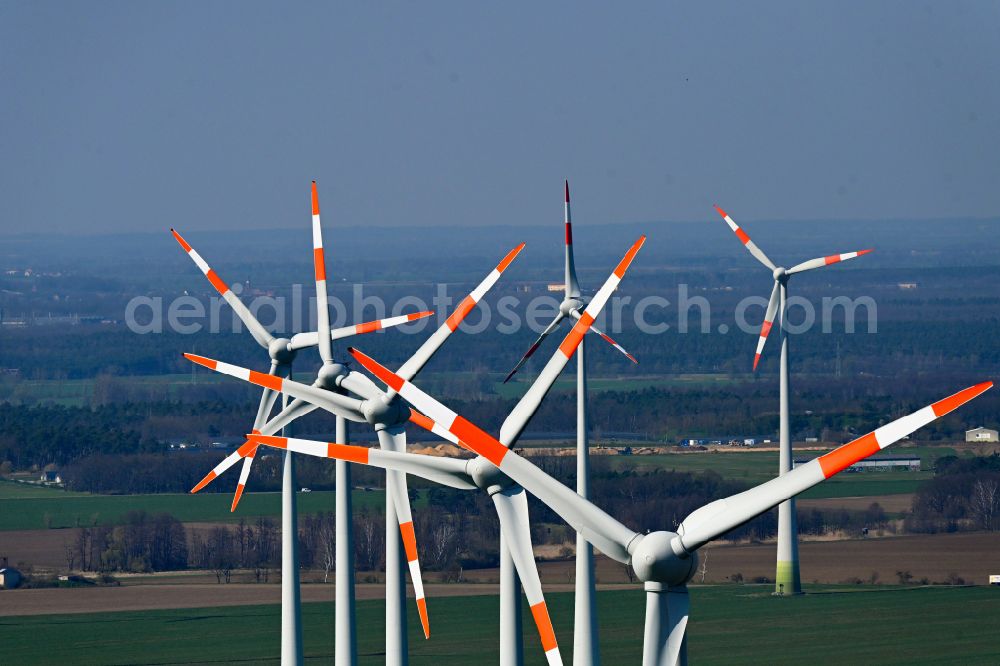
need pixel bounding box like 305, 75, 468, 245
190, 437, 260, 493
713, 205, 776, 271
753, 281, 780, 371
230, 362, 290, 509
494, 488, 562, 665
503, 313, 565, 384
350, 347, 639, 564
231, 443, 257, 512
248, 433, 476, 490
679, 381, 993, 551
170, 228, 274, 348
787, 249, 873, 275
377, 427, 430, 639
311, 181, 334, 365
287, 311, 434, 351
564, 180, 580, 298
184, 353, 365, 420
498, 237, 645, 447
587, 322, 637, 364
393, 242, 525, 386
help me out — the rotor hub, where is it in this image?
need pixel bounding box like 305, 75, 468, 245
629, 531, 698, 587
560, 298, 585, 317
772, 266, 787, 282
363, 395, 409, 428
468, 456, 512, 495
268, 338, 296, 365
316, 362, 347, 389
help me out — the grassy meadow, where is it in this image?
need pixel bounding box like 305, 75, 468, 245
1, 585, 998, 664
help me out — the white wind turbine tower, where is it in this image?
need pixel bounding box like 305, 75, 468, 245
504, 182, 637, 666
714, 205, 872, 595
192, 237, 647, 666
187, 237, 526, 665
174, 182, 433, 665
292, 344, 989, 665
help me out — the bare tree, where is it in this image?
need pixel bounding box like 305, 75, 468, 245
62, 538, 76, 571
970, 478, 1000, 530
699, 549, 709, 583
320, 513, 336, 584
430, 521, 458, 571
355, 509, 385, 573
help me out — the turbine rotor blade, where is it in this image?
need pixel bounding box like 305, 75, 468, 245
664, 588, 690, 666
170, 228, 274, 348
348, 347, 639, 563
260, 397, 319, 436
564, 180, 580, 298
503, 313, 566, 384
677, 381, 993, 552
569, 312, 638, 365
493, 487, 563, 665
500, 237, 645, 448
184, 353, 366, 422
230, 362, 291, 510
787, 249, 873, 275
378, 426, 430, 639
713, 206, 776, 271
339, 369, 385, 402
190, 436, 261, 493
311, 181, 334, 365
248, 434, 476, 490
393, 243, 525, 386
287, 311, 434, 351
753, 281, 780, 371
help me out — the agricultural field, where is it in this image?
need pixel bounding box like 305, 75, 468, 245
0, 441, 963, 531
600, 444, 958, 497
491, 372, 738, 400
0, 480, 389, 531
1, 585, 998, 664
3, 371, 739, 407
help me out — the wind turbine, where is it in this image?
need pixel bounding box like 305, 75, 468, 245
174, 182, 434, 664
503, 181, 636, 666
188, 236, 647, 666
186, 238, 526, 665
714, 205, 872, 595
312, 346, 989, 665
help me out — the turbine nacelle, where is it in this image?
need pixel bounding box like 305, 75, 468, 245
363, 394, 411, 429
316, 362, 348, 388
628, 531, 698, 587
467, 455, 514, 495
268, 337, 296, 365
559, 296, 586, 317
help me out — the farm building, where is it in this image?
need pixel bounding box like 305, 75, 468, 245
793, 455, 920, 472
39, 470, 62, 483
0, 567, 23, 589
680, 435, 768, 447
965, 427, 998, 443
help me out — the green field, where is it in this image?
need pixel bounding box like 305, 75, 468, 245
5, 373, 234, 407
0, 480, 391, 531
0, 442, 959, 530
492, 373, 737, 399
5, 371, 738, 406
601, 445, 960, 498
1, 586, 998, 664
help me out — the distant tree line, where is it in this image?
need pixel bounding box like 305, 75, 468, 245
906, 454, 1000, 533
70, 510, 187, 572
4, 372, 996, 473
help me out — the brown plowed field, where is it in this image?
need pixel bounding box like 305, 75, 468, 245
1, 532, 997, 617
797, 493, 915, 512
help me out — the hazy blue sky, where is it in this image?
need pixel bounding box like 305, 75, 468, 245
1, 2, 997, 234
